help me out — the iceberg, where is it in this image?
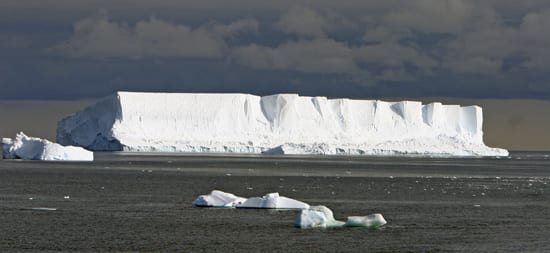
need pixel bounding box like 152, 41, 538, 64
2, 132, 93, 161
192, 191, 309, 209
57, 92, 508, 156
192, 190, 247, 208
345, 214, 387, 228
238, 192, 310, 209
296, 205, 387, 229
296, 205, 345, 228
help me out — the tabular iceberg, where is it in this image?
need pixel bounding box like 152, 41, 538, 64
2, 132, 93, 161
57, 92, 508, 156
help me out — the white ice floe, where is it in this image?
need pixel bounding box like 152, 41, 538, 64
192, 190, 247, 207
57, 92, 508, 156
192, 190, 309, 209
238, 192, 310, 209
296, 205, 345, 228
345, 214, 387, 228
30, 207, 57, 211
194, 191, 387, 229
2, 132, 93, 161
296, 205, 387, 229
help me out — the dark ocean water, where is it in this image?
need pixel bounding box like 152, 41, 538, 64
0, 152, 549, 252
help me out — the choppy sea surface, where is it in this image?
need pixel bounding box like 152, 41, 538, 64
0, 151, 549, 252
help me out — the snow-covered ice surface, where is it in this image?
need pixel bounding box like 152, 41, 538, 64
296, 205, 387, 229
2, 132, 93, 161
192, 191, 309, 209
57, 92, 508, 156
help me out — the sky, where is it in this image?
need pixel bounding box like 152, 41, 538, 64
0, 1, 549, 150
1, 0, 550, 100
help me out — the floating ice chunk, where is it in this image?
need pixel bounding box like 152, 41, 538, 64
2, 132, 93, 161
345, 214, 387, 228
193, 191, 309, 209
30, 207, 57, 211
296, 205, 387, 229
237, 192, 310, 209
296, 205, 344, 228
192, 190, 247, 207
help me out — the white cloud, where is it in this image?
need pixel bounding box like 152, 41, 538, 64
518, 9, 550, 68
446, 57, 503, 75
274, 6, 358, 38
50, 1, 550, 83
230, 39, 360, 74
230, 38, 437, 81
56, 11, 258, 59
362, 26, 410, 43
274, 6, 327, 38
443, 8, 550, 74
355, 43, 437, 71
210, 18, 259, 38
383, 0, 474, 34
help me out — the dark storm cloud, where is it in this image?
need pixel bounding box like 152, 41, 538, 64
56, 11, 258, 59
1, 0, 550, 99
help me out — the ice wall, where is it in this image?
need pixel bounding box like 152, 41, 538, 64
56, 92, 508, 156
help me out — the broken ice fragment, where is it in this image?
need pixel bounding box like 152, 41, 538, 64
30, 207, 57, 211
296, 205, 387, 229
192, 190, 309, 209
345, 214, 387, 228
237, 192, 310, 209
192, 190, 247, 207
296, 205, 345, 228
2, 132, 93, 161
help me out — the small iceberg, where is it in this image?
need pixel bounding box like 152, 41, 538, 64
193, 191, 387, 229
192, 190, 247, 208
296, 205, 345, 228
192, 190, 309, 209
296, 205, 387, 229
238, 192, 310, 209
2, 132, 93, 161
345, 214, 387, 228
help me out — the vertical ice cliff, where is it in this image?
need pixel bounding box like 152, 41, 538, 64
56, 92, 508, 156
